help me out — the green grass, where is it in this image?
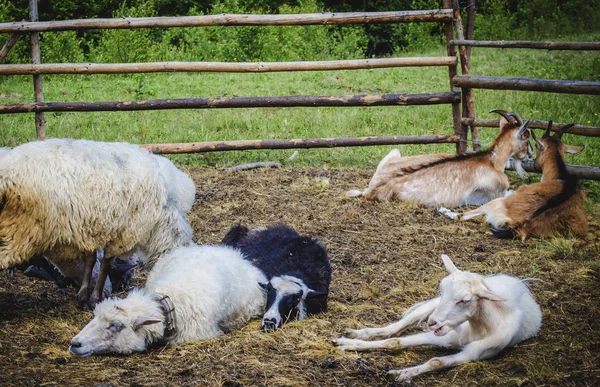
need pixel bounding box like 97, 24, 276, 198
1, 33, 599, 195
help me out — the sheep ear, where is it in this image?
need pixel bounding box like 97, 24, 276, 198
563, 144, 584, 154
133, 316, 162, 330
441, 254, 458, 274
305, 289, 327, 299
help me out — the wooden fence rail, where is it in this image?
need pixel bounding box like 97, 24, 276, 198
0, 10, 452, 33
516, 161, 600, 181
0, 92, 461, 114
0, 57, 457, 75
461, 118, 600, 137
453, 75, 600, 95
450, 40, 600, 50
139, 134, 459, 154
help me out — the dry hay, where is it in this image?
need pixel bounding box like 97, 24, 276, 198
1, 167, 599, 386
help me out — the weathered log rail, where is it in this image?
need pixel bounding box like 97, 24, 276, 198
451, 40, 600, 50
139, 134, 460, 154
461, 118, 600, 137
0, 57, 457, 75
514, 161, 600, 181
0, 10, 452, 33
453, 75, 600, 95
0, 92, 461, 114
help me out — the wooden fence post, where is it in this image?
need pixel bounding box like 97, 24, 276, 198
29, 0, 45, 140
443, 0, 465, 154
453, 0, 479, 151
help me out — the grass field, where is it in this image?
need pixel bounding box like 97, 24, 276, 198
1, 34, 598, 174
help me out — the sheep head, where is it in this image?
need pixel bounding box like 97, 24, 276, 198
69, 290, 163, 357
261, 275, 325, 332
427, 255, 503, 337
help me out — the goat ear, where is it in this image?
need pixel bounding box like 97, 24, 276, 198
133, 316, 162, 331
515, 119, 531, 139
563, 144, 584, 154
441, 254, 459, 274
531, 130, 544, 151
305, 289, 327, 299
475, 286, 505, 302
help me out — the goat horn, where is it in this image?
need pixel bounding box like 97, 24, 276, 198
516, 119, 531, 139
542, 120, 552, 138
506, 112, 523, 125
554, 123, 576, 139
489, 109, 513, 123
543, 120, 553, 139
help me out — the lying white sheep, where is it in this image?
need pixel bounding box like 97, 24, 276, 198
0, 139, 193, 306
69, 244, 267, 357
334, 254, 541, 382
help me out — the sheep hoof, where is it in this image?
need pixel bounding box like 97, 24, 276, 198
88, 293, 102, 309
76, 287, 90, 308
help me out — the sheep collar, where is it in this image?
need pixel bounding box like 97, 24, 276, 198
152, 293, 177, 338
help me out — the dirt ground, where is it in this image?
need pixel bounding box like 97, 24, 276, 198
1, 167, 599, 386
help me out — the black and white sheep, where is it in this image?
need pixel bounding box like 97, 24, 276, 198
222, 224, 331, 331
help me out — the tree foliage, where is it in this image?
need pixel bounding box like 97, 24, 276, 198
0, 0, 597, 64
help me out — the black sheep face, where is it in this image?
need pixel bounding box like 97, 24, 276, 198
261, 275, 325, 332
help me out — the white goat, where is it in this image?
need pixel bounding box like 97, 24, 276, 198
347, 110, 532, 207
0, 139, 193, 307
334, 255, 541, 382
69, 244, 267, 357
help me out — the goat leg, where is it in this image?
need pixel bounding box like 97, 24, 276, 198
88, 255, 115, 308
344, 298, 439, 340
335, 330, 450, 352
76, 252, 97, 308
389, 333, 510, 382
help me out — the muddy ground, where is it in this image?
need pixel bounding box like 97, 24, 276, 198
1, 167, 599, 386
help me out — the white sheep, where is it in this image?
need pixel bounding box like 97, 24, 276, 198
69, 244, 267, 357
0, 147, 9, 159
154, 154, 196, 213
0, 139, 193, 306
334, 254, 542, 382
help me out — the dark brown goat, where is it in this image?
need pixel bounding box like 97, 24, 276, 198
455, 122, 587, 240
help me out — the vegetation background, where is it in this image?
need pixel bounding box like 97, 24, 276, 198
0, 0, 599, 196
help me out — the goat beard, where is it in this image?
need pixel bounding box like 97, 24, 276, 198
513, 159, 526, 178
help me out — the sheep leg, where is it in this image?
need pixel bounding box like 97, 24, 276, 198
388, 334, 510, 382
76, 252, 97, 307
344, 298, 439, 340
89, 255, 115, 308
335, 331, 449, 352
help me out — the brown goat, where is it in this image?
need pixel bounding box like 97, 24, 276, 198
455, 122, 587, 240
348, 110, 532, 207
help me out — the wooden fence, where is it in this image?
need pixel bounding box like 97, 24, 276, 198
0, 0, 599, 179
